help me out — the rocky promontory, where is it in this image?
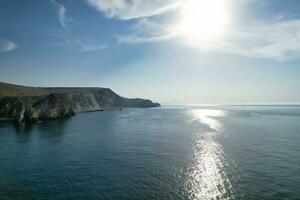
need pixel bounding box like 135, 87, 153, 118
0, 94, 75, 124
0, 82, 160, 124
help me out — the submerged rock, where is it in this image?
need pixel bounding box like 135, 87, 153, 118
25, 94, 75, 124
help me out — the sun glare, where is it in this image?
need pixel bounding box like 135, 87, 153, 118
179, 0, 228, 43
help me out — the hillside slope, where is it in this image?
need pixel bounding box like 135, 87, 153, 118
0, 82, 48, 96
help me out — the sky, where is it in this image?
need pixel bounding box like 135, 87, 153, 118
0, 0, 300, 104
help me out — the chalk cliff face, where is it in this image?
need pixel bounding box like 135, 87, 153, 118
34, 87, 160, 112
25, 94, 75, 123
0, 82, 160, 123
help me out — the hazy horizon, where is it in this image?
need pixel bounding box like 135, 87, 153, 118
1, 0, 300, 104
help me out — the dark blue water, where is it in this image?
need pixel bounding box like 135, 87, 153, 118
0, 106, 300, 200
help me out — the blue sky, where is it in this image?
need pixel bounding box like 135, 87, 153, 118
0, 0, 300, 104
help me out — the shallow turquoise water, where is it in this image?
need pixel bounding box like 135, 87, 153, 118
0, 106, 299, 200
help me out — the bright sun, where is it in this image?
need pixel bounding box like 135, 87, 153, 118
179, 0, 228, 43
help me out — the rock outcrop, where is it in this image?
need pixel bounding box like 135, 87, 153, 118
25, 94, 75, 123
0, 97, 25, 123
0, 94, 75, 124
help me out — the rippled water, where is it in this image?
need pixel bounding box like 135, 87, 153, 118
0, 106, 300, 200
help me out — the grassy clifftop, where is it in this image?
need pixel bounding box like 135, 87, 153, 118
0, 82, 48, 97
0, 82, 109, 97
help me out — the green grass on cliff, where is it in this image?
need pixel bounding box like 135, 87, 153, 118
0, 82, 48, 97
0, 82, 109, 97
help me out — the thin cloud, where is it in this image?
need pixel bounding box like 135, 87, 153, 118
86, 0, 182, 20
76, 40, 108, 52
117, 18, 300, 60
50, 0, 72, 28
86, 0, 300, 60
85, 0, 264, 21
117, 35, 173, 44
204, 19, 300, 60
0, 39, 17, 53
45, 30, 108, 53
117, 18, 176, 44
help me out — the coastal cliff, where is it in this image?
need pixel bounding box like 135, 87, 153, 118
0, 97, 25, 123
0, 82, 160, 123
25, 94, 75, 123
43, 87, 160, 112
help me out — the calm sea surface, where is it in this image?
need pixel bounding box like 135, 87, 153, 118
0, 106, 299, 200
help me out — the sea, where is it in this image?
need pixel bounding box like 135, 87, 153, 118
0, 105, 299, 200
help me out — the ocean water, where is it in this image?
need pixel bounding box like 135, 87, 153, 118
0, 106, 299, 200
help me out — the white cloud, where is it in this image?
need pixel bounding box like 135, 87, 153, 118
50, 0, 72, 28
0, 39, 17, 53
117, 19, 176, 44
76, 40, 108, 52
86, 0, 182, 20
117, 35, 173, 44
86, 0, 300, 60
117, 18, 300, 60
45, 30, 108, 52
202, 19, 300, 60
85, 0, 264, 21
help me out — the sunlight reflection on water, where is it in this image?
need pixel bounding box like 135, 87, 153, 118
186, 109, 234, 200
191, 109, 226, 131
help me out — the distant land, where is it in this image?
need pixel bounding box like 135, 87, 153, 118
0, 82, 160, 124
